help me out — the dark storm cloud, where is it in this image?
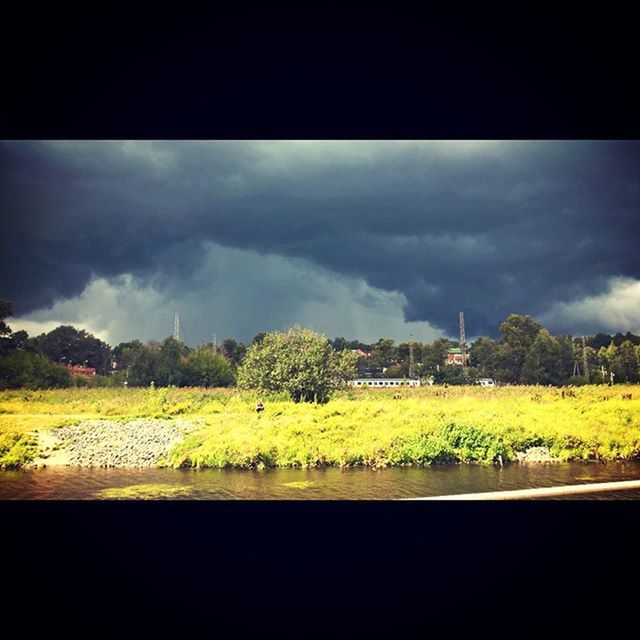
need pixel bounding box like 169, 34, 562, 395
1, 140, 638, 337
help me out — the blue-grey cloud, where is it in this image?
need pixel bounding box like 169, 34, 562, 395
1, 140, 639, 341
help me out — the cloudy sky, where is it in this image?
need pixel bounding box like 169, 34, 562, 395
1, 140, 638, 347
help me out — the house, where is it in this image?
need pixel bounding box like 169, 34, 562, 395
445, 348, 470, 366
351, 349, 371, 358
66, 364, 97, 379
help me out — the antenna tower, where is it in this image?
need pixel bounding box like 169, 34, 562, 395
459, 311, 466, 353
173, 312, 180, 341
212, 333, 217, 352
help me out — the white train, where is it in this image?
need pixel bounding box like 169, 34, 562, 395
349, 378, 421, 387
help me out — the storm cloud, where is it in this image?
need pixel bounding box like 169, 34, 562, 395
1, 140, 639, 344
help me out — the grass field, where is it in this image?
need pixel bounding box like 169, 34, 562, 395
1, 385, 639, 469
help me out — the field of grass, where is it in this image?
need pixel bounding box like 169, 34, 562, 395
0, 385, 639, 469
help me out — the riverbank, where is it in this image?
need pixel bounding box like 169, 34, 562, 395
1, 385, 639, 469
29, 419, 199, 468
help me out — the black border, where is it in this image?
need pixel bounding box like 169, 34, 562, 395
3, 4, 639, 139
2, 4, 638, 633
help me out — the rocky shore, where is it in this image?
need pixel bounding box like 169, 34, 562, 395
32, 419, 199, 468
514, 446, 560, 463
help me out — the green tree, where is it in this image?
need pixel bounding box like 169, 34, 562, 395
612, 340, 640, 382
0, 299, 12, 337
555, 335, 575, 382
496, 314, 543, 383
422, 338, 457, 374
369, 338, 398, 369
0, 351, 71, 390
237, 326, 358, 403
219, 338, 247, 368
383, 363, 408, 378
434, 364, 469, 385
330, 337, 349, 351
112, 340, 145, 371
183, 347, 235, 387
128, 344, 161, 387
469, 336, 498, 377
154, 337, 187, 386
520, 329, 565, 385
30, 325, 112, 374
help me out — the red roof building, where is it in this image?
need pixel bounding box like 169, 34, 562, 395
445, 348, 470, 366
66, 364, 97, 379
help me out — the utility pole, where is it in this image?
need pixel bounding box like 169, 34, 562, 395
173, 312, 180, 341
581, 336, 589, 381
573, 359, 581, 377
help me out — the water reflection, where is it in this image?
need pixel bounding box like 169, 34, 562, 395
1, 462, 640, 500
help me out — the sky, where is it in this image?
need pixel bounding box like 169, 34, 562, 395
1, 140, 639, 347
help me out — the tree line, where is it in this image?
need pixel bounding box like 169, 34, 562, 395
331, 314, 640, 386
1, 298, 639, 390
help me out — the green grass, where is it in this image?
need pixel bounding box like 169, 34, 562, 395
1, 385, 639, 469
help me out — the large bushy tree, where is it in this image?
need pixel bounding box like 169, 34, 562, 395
30, 325, 112, 374
237, 326, 358, 403
494, 314, 543, 383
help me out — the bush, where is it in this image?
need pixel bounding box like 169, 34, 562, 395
237, 326, 358, 403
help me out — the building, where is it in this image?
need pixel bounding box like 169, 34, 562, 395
66, 364, 96, 380
445, 348, 470, 366
351, 349, 371, 358
349, 378, 421, 387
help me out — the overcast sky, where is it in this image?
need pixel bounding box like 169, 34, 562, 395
1, 140, 639, 347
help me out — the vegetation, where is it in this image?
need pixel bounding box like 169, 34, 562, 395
1, 385, 638, 469
2, 298, 640, 391
237, 326, 358, 403
0, 350, 71, 390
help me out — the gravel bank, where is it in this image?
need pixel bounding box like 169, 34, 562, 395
514, 446, 560, 463
34, 419, 199, 468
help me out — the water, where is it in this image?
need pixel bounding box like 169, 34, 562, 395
2, 461, 640, 499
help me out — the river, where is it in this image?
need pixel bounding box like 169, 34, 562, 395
2, 461, 640, 499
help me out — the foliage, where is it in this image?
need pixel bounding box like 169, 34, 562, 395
0, 299, 12, 341
0, 350, 71, 390
236, 326, 359, 403
494, 314, 543, 382
521, 329, 563, 385
163, 384, 640, 468
0, 432, 39, 469
30, 325, 112, 374
612, 341, 640, 383
183, 347, 235, 387
218, 338, 247, 368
